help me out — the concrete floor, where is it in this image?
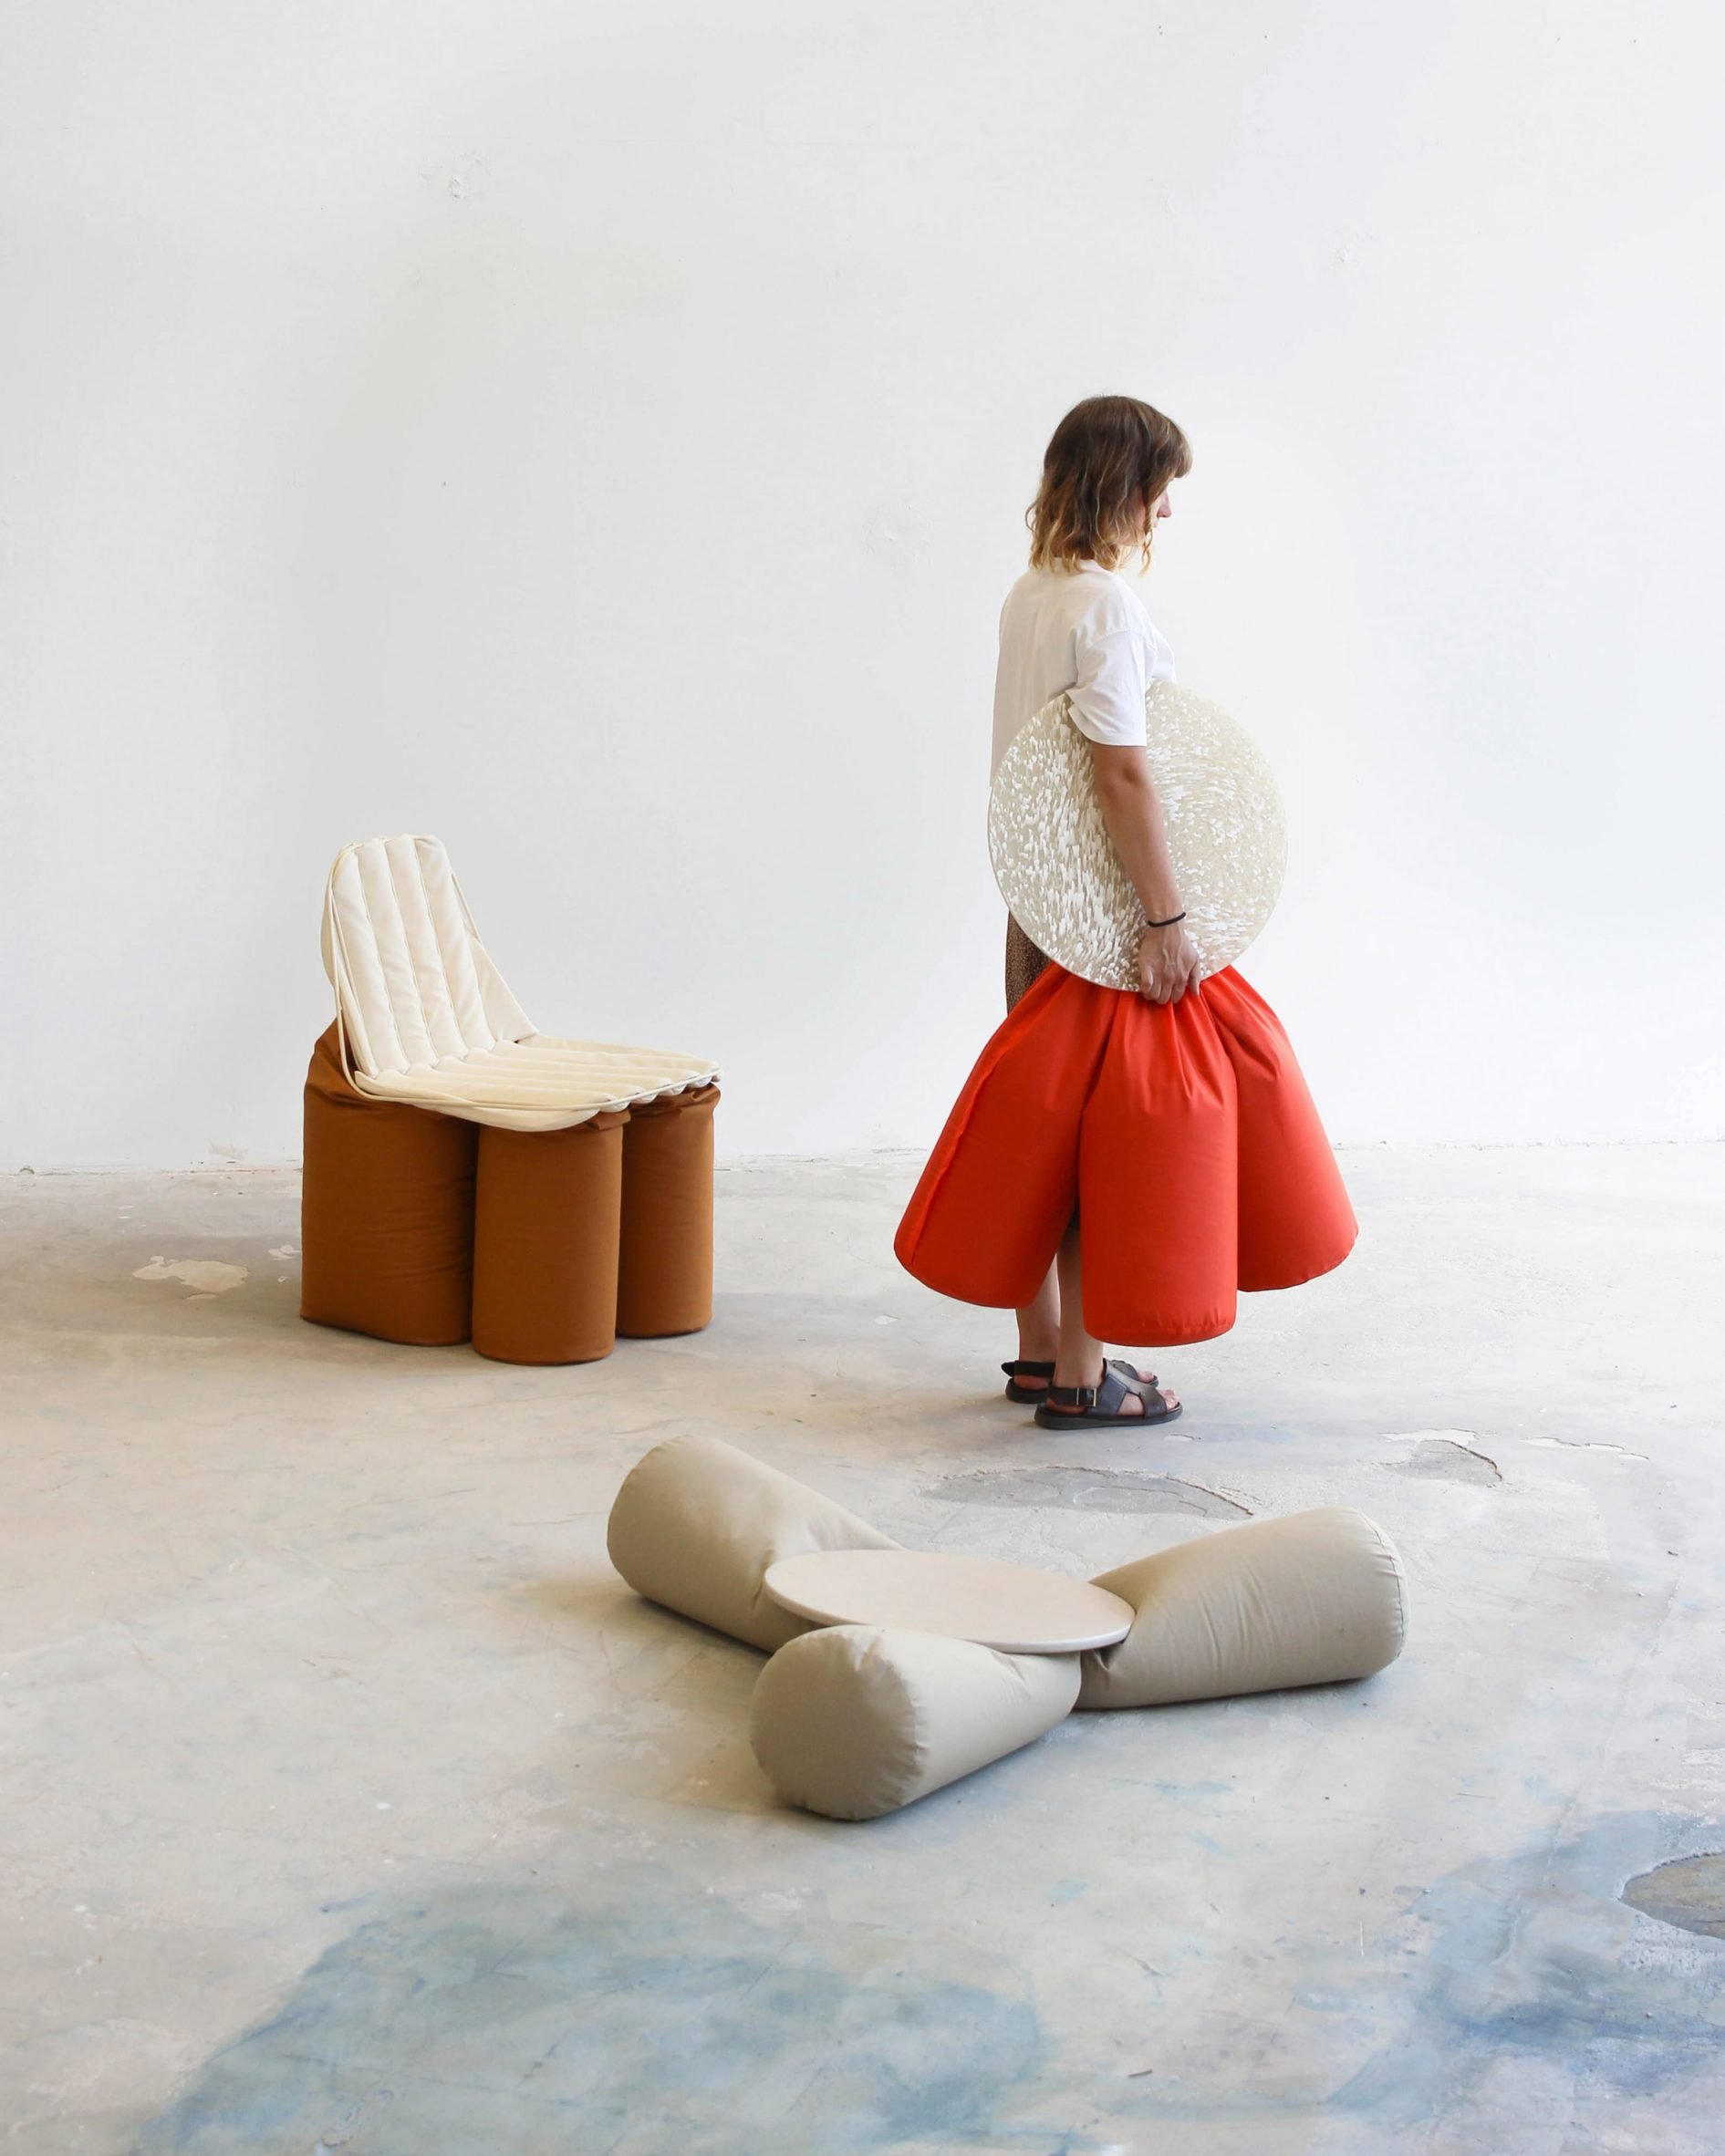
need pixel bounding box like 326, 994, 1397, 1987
3, 1143, 1723, 2154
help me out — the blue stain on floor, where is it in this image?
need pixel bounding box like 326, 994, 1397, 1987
131, 1864, 1092, 2156
129, 1816, 1725, 2151
1107, 1809, 1725, 2134
1326, 1810, 1725, 2123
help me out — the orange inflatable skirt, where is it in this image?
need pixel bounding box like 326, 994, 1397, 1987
894, 962, 1356, 1346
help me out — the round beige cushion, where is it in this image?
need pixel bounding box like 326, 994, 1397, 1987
606, 1435, 900, 1653
750, 1625, 1080, 1821
1077, 1508, 1408, 1711
989, 679, 1287, 989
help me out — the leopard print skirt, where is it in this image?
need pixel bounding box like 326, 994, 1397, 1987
1004, 916, 1051, 1012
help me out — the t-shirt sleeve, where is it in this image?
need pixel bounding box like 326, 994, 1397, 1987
1068, 626, 1148, 748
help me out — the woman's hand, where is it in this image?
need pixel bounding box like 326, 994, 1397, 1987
1138, 920, 1201, 1004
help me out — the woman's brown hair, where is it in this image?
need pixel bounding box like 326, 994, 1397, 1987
1027, 395, 1192, 571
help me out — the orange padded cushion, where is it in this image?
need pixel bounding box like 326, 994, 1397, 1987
471, 1114, 629, 1366
299, 1024, 478, 1346
617, 1084, 720, 1338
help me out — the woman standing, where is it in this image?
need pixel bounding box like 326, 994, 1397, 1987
896, 397, 1356, 1428
993, 397, 1195, 1427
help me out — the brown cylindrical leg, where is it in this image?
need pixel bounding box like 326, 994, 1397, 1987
299, 1024, 477, 1345
471, 1114, 627, 1364
616, 1084, 719, 1339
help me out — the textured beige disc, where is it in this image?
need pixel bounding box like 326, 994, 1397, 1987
988, 680, 1287, 990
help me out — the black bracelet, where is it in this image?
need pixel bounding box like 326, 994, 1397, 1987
1146, 910, 1187, 928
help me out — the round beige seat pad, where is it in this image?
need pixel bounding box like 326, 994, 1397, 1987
764, 1550, 1132, 1653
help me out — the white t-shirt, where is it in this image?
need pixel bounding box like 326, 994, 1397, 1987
991, 559, 1176, 780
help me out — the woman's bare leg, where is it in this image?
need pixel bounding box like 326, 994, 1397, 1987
1047, 1221, 1179, 1416
1052, 1220, 1109, 1394
1012, 1258, 1061, 1388
1004, 928, 1058, 1386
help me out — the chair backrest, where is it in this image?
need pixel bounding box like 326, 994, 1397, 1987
321, 834, 535, 1077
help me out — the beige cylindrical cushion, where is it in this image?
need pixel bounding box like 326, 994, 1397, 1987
1077, 1508, 1407, 1711
751, 1625, 1080, 1820
606, 1435, 901, 1653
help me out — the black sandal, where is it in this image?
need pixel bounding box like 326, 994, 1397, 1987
1001, 1359, 1055, 1404
1035, 1362, 1182, 1430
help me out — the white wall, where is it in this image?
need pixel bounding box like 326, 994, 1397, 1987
5, 0, 1722, 1167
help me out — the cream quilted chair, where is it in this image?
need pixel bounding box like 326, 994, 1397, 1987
320, 834, 719, 1131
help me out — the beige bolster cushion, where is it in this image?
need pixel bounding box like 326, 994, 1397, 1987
751, 1625, 1080, 1820
1078, 1507, 1408, 1711
606, 1435, 901, 1653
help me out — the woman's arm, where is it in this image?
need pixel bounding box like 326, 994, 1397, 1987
1089, 741, 1201, 1004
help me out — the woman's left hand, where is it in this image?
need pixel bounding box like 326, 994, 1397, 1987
1138, 920, 1202, 1004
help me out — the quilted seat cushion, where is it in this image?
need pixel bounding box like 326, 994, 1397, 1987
322, 834, 719, 1130
353, 1037, 720, 1134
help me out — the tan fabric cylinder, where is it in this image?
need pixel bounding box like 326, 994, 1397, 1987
616, 1084, 719, 1339
299, 1023, 477, 1346
751, 1626, 1080, 1820
607, 1434, 899, 1652
471, 1114, 628, 1365
1077, 1507, 1408, 1711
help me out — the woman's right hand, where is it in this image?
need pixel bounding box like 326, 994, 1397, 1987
1138, 921, 1201, 1004
1087, 746, 1203, 1007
